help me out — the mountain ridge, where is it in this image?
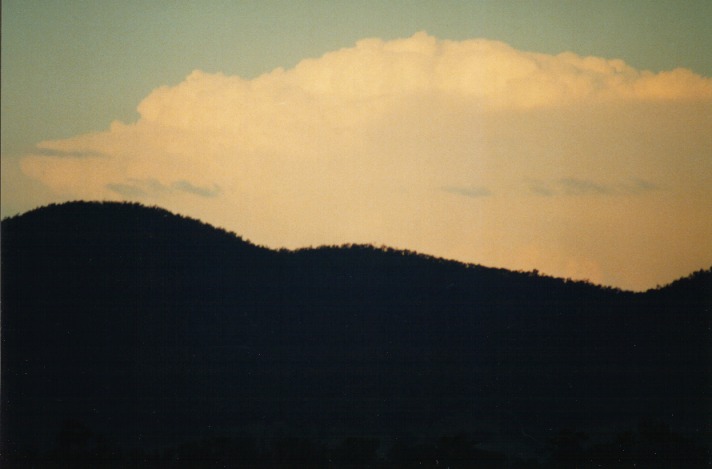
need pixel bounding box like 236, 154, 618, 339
2, 201, 710, 466
5, 200, 688, 293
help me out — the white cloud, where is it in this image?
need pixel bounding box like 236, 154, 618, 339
18, 33, 712, 290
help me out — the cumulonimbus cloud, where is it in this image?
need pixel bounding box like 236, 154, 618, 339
19, 32, 712, 290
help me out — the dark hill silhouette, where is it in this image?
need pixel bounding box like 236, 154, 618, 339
2, 201, 710, 467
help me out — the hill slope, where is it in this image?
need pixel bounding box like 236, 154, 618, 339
2, 201, 710, 465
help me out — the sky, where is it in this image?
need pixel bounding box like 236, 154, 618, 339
2, 1, 711, 291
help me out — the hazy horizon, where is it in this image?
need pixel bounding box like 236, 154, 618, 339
2, 2, 711, 291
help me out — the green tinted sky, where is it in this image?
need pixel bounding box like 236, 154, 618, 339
3, 1, 711, 156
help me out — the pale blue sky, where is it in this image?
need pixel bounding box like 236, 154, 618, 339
3, 1, 711, 156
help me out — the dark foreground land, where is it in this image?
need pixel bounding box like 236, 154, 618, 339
2, 201, 710, 467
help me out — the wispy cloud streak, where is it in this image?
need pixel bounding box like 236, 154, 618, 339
442, 186, 492, 198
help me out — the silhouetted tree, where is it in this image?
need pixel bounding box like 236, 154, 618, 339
332, 437, 380, 465
547, 429, 588, 468
271, 437, 327, 466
